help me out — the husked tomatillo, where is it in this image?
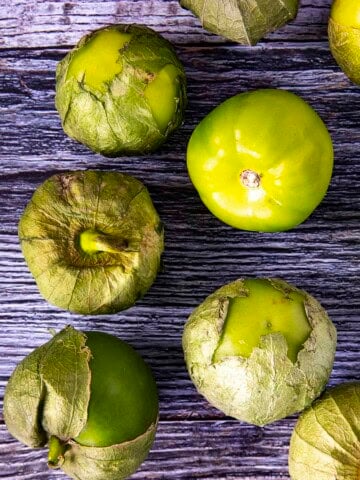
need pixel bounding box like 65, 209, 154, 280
183, 278, 337, 426
289, 382, 360, 480
19, 170, 164, 314
328, 0, 360, 85
4, 327, 159, 480
180, 0, 299, 45
56, 24, 187, 155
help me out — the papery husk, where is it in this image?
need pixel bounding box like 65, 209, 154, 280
182, 279, 337, 426
61, 421, 158, 480
19, 170, 164, 314
4, 326, 159, 480
4, 327, 91, 447
289, 383, 360, 480
55, 24, 187, 156
180, 0, 299, 45
329, 18, 360, 85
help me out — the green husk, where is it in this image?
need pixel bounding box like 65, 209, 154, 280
328, 18, 360, 85
19, 171, 164, 315
180, 0, 299, 45
3, 327, 91, 448
55, 24, 187, 155
289, 383, 360, 480
4, 327, 158, 480
182, 279, 337, 426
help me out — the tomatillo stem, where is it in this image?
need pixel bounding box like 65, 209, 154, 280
240, 169, 261, 188
79, 229, 128, 254
48, 436, 67, 468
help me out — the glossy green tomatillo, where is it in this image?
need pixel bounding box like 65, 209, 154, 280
187, 89, 334, 232
4, 327, 158, 480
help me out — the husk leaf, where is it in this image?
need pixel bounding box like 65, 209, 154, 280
18, 171, 164, 314
328, 18, 360, 85
4, 326, 91, 447
180, 0, 299, 45
289, 383, 360, 480
55, 25, 187, 155
61, 420, 158, 480
183, 279, 336, 426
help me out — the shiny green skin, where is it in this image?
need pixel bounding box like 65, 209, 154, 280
329, 0, 360, 85
75, 331, 158, 447
187, 89, 334, 232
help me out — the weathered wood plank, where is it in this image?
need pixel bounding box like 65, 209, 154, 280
0, 420, 293, 479
1, 45, 360, 173
1, 0, 332, 48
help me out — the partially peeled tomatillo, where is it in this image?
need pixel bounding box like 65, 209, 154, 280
55, 24, 187, 156
187, 89, 334, 232
4, 327, 159, 480
182, 278, 337, 426
19, 170, 164, 315
328, 0, 360, 85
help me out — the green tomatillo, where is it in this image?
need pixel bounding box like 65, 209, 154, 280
55, 24, 187, 156
19, 170, 164, 314
182, 278, 337, 426
4, 326, 159, 480
179, 0, 299, 45
289, 383, 360, 480
328, 0, 360, 85
186, 89, 334, 232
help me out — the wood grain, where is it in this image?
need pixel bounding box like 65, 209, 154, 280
0, 0, 359, 478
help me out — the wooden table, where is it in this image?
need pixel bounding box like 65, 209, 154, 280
0, 1, 359, 478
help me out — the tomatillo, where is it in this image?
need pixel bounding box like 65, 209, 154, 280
328, 0, 360, 85
19, 170, 164, 315
182, 278, 337, 426
289, 383, 360, 480
187, 89, 334, 232
4, 327, 159, 480
55, 24, 187, 156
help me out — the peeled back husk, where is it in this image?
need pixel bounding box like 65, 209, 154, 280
289, 382, 360, 480
180, 0, 299, 45
3, 326, 158, 480
328, 18, 360, 85
18, 171, 164, 314
182, 279, 337, 426
55, 24, 187, 156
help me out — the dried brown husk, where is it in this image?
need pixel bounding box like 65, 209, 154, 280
18, 171, 164, 314
329, 18, 360, 85
180, 0, 299, 45
289, 383, 360, 480
4, 326, 158, 480
182, 279, 337, 426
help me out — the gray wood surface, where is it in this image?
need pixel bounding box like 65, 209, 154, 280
0, 0, 359, 478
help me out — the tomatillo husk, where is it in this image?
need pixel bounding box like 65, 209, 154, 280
289, 382, 360, 480
19, 170, 164, 314
180, 0, 299, 45
55, 24, 187, 156
182, 279, 337, 426
328, 0, 360, 86
4, 327, 159, 480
